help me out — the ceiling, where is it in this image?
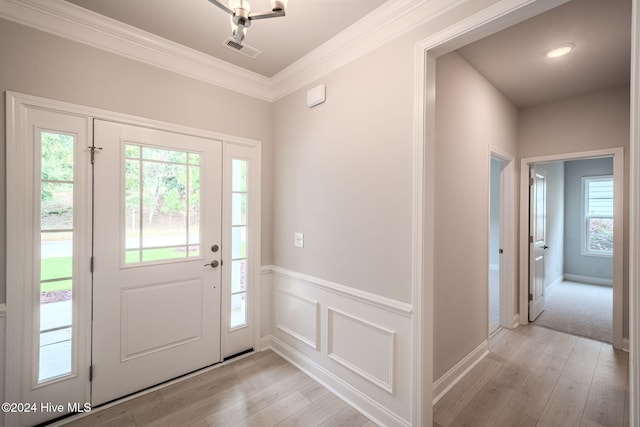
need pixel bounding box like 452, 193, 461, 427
457, 0, 631, 108
64, 0, 388, 78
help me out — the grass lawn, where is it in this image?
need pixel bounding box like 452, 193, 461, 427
40, 247, 196, 292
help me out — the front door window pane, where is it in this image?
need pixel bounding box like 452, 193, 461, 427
39, 131, 74, 383
125, 144, 201, 264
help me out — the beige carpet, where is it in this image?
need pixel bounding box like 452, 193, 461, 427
533, 281, 612, 343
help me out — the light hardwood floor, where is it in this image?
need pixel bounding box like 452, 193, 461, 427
434, 325, 629, 427
59, 349, 376, 427
59, 324, 628, 427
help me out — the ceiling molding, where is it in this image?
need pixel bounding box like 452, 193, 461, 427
1, 0, 471, 102
0, 0, 274, 101
271, 0, 468, 100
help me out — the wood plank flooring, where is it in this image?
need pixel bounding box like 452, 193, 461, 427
434, 325, 629, 427
59, 350, 376, 427
58, 324, 628, 427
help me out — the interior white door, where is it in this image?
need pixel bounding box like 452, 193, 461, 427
92, 120, 223, 405
529, 166, 547, 321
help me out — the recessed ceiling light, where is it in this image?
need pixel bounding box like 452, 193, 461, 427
545, 43, 575, 58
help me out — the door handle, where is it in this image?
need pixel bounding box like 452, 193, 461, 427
543, 245, 549, 250
204, 260, 220, 268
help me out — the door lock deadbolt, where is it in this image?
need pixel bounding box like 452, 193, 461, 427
211, 244, 219, 253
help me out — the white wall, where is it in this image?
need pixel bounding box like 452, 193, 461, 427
519, 85, 629, 336
434, 52, 519, 379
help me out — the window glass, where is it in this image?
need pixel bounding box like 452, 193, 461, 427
230, 159, 248, 329
584, 176, 614, 255
39, 131, 74, 383
125, 144, 201, 264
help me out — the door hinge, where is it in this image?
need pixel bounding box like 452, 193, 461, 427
529, 177, 534, 186
528, 293, 533, 301
499, 248, 504, 254
90, 256, 94, 273
529, 235, 533, 243
89, 365, 93, 381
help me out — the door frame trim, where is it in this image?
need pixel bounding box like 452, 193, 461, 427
5, 92, 263, 419
489, 148, 517, 331
518, 148, 625, 349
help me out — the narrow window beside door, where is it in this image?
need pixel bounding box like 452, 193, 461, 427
39, 130, 75, 383
230, 159, 248, 328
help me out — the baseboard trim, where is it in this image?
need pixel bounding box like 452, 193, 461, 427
260, 335, 273, 351
563, 274, 613, 287
547, 275, 563, 289
432, 340, 489, 405
513, 313, 521, 328
268, 335, 411, 427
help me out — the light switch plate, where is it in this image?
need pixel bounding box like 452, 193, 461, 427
294, 232, 304, 248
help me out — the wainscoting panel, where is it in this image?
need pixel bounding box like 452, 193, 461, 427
275, 289, 319, 349
263, 266, 412, 427
327, 308, 394, 393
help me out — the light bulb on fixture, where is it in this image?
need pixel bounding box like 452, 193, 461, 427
208, 0, 287, 45
545, 43, 575, 58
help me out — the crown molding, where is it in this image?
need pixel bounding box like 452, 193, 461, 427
271, 0, 468, 100
1, 0, 469, 102
0, 0, 274, 101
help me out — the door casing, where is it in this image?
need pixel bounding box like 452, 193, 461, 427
519, 148, 624, 348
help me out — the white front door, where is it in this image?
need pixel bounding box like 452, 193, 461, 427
529, 166, 547, 321
92, 120, 223, 405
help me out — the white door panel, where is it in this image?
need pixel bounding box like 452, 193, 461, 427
529, 166, 547, 321
92, 121, 222, 405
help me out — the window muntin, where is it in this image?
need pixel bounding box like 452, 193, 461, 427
124, 144, 201, 264
583, 176, 614, 256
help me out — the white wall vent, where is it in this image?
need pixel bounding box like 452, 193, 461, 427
222, 38, 263, 59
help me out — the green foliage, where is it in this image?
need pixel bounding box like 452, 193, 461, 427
589, 218, 614, 252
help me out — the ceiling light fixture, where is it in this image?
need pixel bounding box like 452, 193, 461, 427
208, 0, 287, 45
544, 43, 575, 58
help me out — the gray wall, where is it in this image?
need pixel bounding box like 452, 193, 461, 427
272, 34, 414, 303
564, 157, 614, 281
0, 18, 274, 304
435, 52, 518, 379
519, 85, 629, 337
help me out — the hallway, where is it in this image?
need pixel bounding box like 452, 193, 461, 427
434, 325, 628, 426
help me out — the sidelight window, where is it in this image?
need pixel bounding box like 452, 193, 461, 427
39, 131, 75, 383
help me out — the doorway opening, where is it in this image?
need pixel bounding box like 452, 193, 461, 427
488, 153, 514, 336
527, 156, 618, 344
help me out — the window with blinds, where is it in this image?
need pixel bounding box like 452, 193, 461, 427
583, 176, 614, 256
